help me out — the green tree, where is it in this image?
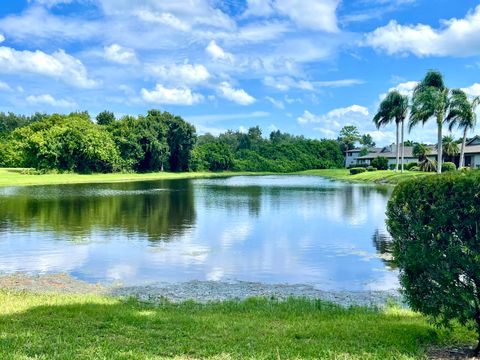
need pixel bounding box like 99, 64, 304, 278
413, 143, 431, 162
96, 111, 116, 126
409, 71, 449, 174
446, 89, 479, 168
373, 90, 409, 172
337, 125, 360, 162
386, 173, 480, 355
441, 135, 459, 163
359, 134, 375, 147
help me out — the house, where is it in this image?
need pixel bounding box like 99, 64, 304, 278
356, 145, 421, 167
345, 147, 381, 167
353, 135, 480, 168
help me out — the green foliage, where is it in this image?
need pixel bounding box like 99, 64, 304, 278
404, 162, 418, 171
441, 162, 456, 172
419, 158, 437, 172
350, 167, 366, 175
193, 142, 234, 171
366, 166, 377, 172
409, 166, 420, 171
197, 128, 344, 172
371, 156, 389, 170
359, 147, 369, 156
337, 125, 360, 154
386, 171, 480, 352
413, 143, 431, 161
96, 110, 116, 126
360, 134, 376, 147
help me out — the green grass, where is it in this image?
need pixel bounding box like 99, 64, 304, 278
0, 291, 475, 359
0, 168, 273, 187
298, 169, 435, 184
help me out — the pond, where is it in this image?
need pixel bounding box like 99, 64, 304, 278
0, 175, 397, 291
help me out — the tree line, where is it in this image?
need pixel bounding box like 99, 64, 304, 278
0, 110, 344, 173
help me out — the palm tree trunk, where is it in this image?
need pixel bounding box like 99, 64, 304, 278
395, 121, 400, 172
437, 117, 443, 174
401, 120, 405, 173
460, 127, 467, 169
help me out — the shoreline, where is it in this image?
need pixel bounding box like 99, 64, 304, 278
0, 167, 433, 187
0, 273, 401, 307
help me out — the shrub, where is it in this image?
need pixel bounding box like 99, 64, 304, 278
350, 167, 366, 175
386, 172, 480, 354
405, 162, 418, 170
409, 166, 420, 171
419, 158, 437, 172
442, 161, 456, 172
366, 166, 377, 172
371, 156, 389, 170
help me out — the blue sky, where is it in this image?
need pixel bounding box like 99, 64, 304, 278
0, 0, 480, 145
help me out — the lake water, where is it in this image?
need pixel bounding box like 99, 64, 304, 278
0, 175, 398, 291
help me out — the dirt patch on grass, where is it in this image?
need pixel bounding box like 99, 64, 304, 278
429, 347, 478, 359
0, 273, 104, 294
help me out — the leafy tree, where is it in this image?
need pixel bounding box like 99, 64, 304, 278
96, 110, 116, 126
371, 156, 388, 170
446, 89, 479, 168
160, 111, 197, 172
194, 142, 234, 171
359, 134, 375, 147
387, 172, 480, 355
337, 125, 360, 160
410, 71, 449, 173
374, 90, 409, 172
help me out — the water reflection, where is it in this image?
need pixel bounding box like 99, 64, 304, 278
0, 175, 398, 290
372, 228, 396, 269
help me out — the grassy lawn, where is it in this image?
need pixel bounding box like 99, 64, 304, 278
299, 169, 435, 184
0, 168, 437, 187
0, 291, 475, 360
0, 168, 274, 187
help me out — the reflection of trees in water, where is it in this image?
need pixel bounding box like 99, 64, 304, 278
0, 180, 195, 241
372, 228, 397, 269
201, 185, 263, 216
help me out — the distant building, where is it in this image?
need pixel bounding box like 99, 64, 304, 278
345, 147, 381, 167
352, 135, 480, 168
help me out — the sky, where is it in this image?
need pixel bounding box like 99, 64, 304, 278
0, 0, 480, 145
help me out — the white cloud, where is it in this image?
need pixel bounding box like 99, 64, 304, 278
0, 34, 4, 43
104, 44, 137, 64
205, 40, 234, 62
264, 76, 363, 91
365, 5, 480, 56
26, 94, 77, 108
135, 10, 191, 32
298, 105, 370, 138
0, 46, 97, 88
462, 83, 480, 97
186, 111, 269, 123
217, 82, 255, 105
147, 63, 210, 85
243, 0, 275, 17
141, 84, 204, 105
275, 0, 340, 32
379, 81, 418, 101
265, 96, 285, 109
0, 81, 12, 91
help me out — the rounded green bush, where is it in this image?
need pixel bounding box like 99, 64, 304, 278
441, 162, 456, 172
366, 166, 377, 172
405, 162, 418, 170
349, 167, 366, 175
409, 166, 420, 171
386, 171, 480, 352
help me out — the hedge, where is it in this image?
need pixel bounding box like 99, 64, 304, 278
386, 171, 480, 351
350, 167, 366, 175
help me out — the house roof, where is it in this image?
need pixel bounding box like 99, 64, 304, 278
346, 147, 381, 153
357, 146, 417, 160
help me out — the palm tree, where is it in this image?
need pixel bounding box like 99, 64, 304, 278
446, 89, 480, 168
409, 71, 449, 174
373, 90, 409, 172
441, 135, 459, 163
413, 143, 431, 162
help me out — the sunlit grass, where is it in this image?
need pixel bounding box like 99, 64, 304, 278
299, 169, 434, 184
0, 291, 475, 359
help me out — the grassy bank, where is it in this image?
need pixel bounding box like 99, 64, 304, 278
0, 168, 273, 187
0, 291, 475, 359
299, 169, 435, 184
0, 168, 436, 187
